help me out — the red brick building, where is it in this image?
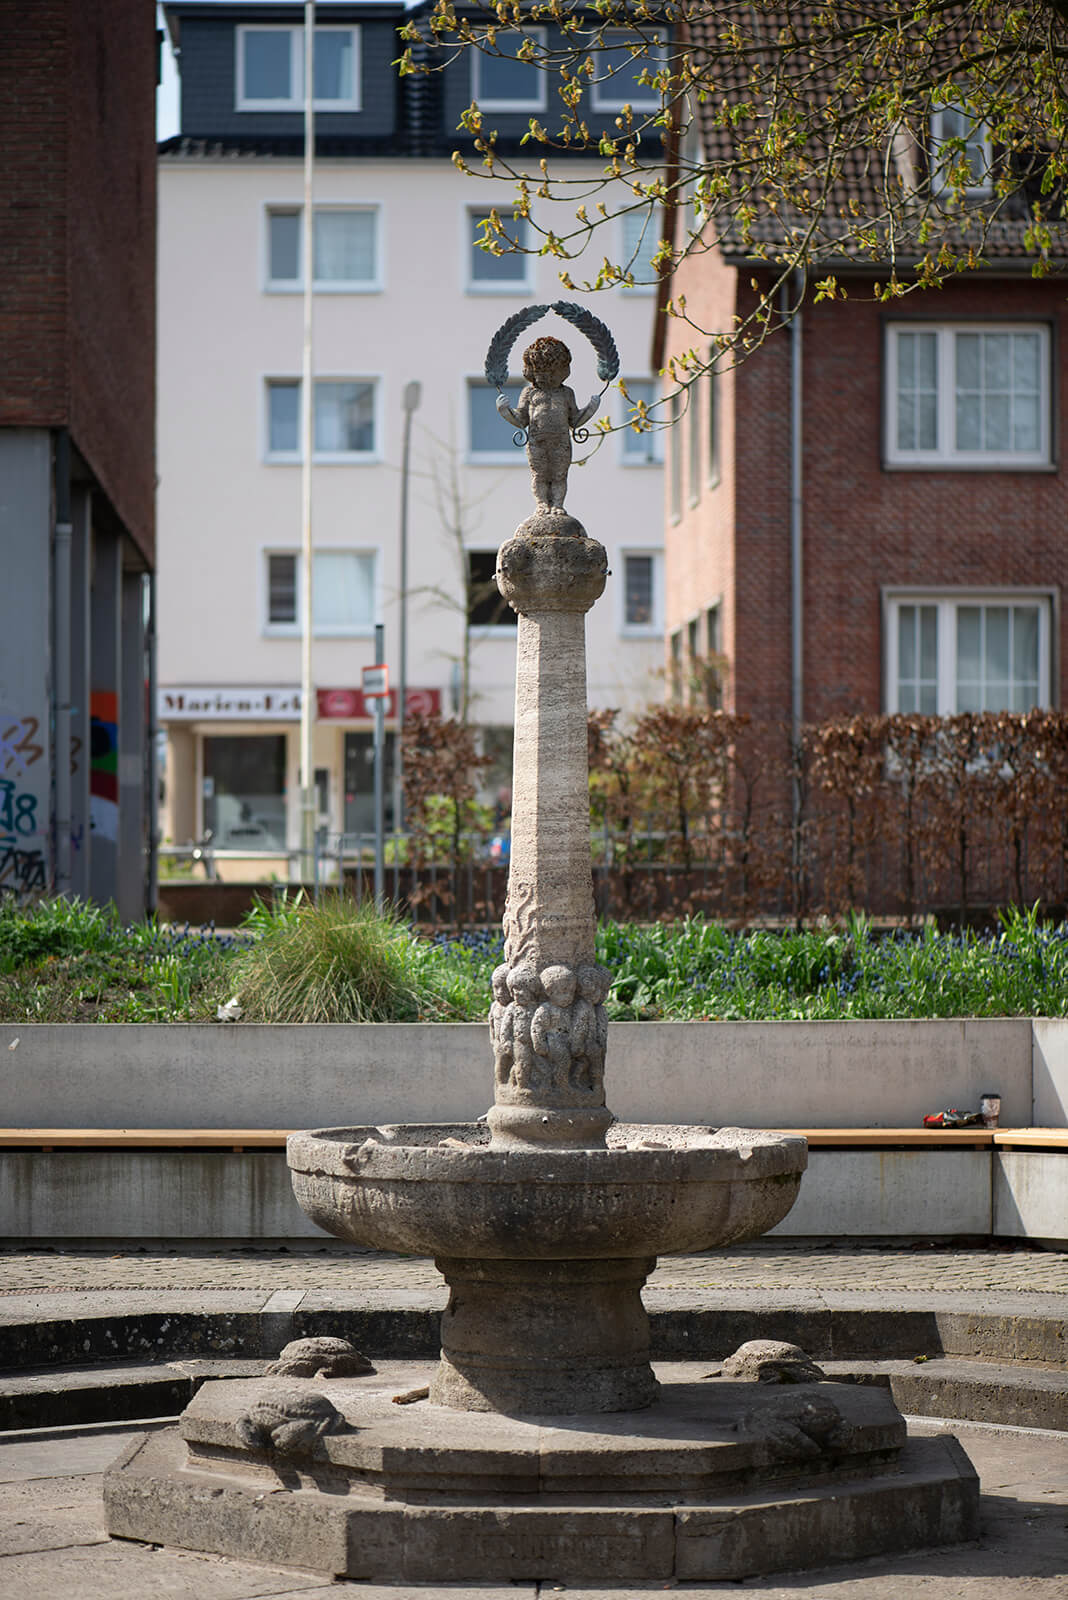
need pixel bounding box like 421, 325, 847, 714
0, 0, 157, 914
657, 105, 1068, 737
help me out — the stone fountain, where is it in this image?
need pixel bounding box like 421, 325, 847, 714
105, 308, 978, 1583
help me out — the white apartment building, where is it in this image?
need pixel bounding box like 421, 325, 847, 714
158, 3, 665, 870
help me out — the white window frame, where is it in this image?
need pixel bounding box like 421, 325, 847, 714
619, 208, 658, 294
236, 24, 361, 112
591, 29, 666, 112
264, 203, 382, 293
706, 358, 721, 488
930, 105, 992, 198
668, 389, 683, 521
471, 27, 547, 113
618, 378, 663, 465
263, 376, 381, 463
464, 205, 533, 293
686, 378, 702, 506
884, 322, 1052, 469
465, 376, 525, 464
619, 548, 663, 637
261, 546, 378, 639
466, 548, 517, 635
883, 588, 1054, 715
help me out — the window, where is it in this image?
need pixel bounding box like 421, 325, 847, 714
591, 30, 665, 111
619, 379, 663, 463
471, 29, 546, 111
203, 735, 287, 850
265, 378, 377, 459
237, 25, 360, 111
687, 381, 701, 505
930, 106, 991, 196
468, 380, 523, 458
267, 207, 379, 289
620, 208, 658, 290
669, 629, 683, 700
264, 550, 376, 635
267, 552, 297, 624
668, 389, 683, 519
705, 603, 722, 708
707, 360, 720, 486
621, 551, 661, 632
267, 380, 300, 457
467, 209, 531, 289
886, 324, 1050, 467
467, 550, 516, 629
886, 593, 1051, 714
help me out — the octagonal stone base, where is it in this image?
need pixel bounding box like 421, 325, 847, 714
104, 1363, 980, 1584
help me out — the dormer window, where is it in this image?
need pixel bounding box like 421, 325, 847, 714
236, 25, 360, 112
590, 30, 666, 113
930, 105, 991, 197
471, 29, 546, 113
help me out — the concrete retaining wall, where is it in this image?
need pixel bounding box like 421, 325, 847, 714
0, 1017, 1049, 1130
2, 1018, 1064, 1243
1, 1146, 1059, 1243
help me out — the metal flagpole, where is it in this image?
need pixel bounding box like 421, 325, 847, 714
299, 0, 317, 881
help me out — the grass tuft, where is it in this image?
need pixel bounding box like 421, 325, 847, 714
228, 892, 464, 1023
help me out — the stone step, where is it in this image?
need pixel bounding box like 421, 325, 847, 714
2, 1298, 1065, 1369
3, 1351, 1067, 1434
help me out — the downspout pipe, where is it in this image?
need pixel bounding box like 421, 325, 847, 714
53, 429, 73, 897
784, 271, 804, 775
146, 572, 159, 915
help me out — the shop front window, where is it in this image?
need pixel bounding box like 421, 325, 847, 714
203, 735, 287, 849
344, 730, 396, 835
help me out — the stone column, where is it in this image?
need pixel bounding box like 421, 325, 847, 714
486, 513, 615, 1151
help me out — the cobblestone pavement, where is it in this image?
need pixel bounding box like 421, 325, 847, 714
1, 1241, 1066, 1297
0, 1418, 1066, 1597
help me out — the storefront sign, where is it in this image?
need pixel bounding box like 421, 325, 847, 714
317, 687, 441, 720
159, 686, 442, 722
159, 688, 302, 720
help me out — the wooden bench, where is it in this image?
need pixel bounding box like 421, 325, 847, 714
1, 1126, 1062, 1151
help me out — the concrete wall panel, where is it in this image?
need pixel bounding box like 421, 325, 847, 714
769, 1149, 992, 1237
993, 1150, 1068, 1242
1031, 1020, 1068, 1126
0, 1017, 1043, 1131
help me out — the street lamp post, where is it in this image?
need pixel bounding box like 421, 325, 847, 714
395, 380, 421, 837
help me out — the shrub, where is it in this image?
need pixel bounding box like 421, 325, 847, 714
228, 892, 456, 1023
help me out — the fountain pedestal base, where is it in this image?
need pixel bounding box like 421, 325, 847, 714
431, 1254, 658, 1413
104, 1362, 980, 1583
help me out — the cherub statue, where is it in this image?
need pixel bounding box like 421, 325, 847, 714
489, 962, 513, 1087
496, 337, 600, 513
530, 964, 577, 1094
569, 962, 611, 1094
505, 965, 544, 1092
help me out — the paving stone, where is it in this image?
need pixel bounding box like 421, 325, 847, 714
0, 1540, 336, 1598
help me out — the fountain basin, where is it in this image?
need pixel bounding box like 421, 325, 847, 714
288, 1123, 806, 1413
287, 1123, 806, 1261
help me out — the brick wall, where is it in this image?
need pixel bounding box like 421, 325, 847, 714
0, 2, 68, 426
801, 277, 1068, 721
0, 0, 156, 564
666, 256, 1068, 725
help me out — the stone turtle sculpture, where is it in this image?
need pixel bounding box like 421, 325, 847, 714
265, 1336, 374, 1379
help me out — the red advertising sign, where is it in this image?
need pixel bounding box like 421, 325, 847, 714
316, 687, 442, 721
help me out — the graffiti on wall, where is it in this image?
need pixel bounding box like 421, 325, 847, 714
90, 691, 119, 843
0, 710, 49, 900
